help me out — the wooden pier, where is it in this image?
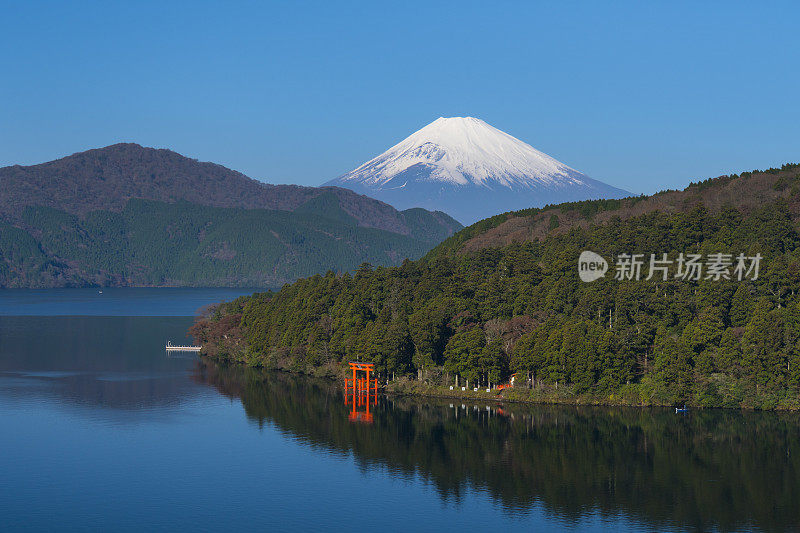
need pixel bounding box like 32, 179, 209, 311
165, 342, 202, 352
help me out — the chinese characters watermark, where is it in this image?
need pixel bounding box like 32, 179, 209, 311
579, 251, 762, 282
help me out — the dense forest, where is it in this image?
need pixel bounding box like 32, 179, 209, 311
193, 164, 800, 409
0, 143, 461, 287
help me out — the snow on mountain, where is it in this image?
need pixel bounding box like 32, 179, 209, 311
325, 117, 630, 224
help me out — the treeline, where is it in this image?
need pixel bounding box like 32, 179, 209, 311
194, 166, 800, 409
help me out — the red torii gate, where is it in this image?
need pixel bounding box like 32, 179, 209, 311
344, 361, 378, 423
344, 361, 378, 394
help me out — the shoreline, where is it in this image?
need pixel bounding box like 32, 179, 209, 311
201, 355, 800, 412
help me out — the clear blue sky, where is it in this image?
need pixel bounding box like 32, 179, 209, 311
1, 1, 798, 194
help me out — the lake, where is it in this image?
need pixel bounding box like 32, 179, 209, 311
0, 289, 797, 531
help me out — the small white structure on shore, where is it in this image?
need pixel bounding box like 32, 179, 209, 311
165, 341, 202, 352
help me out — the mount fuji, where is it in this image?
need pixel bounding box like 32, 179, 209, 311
325, 117, 630, 224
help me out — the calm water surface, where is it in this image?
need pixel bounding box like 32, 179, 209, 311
0, 289, 798, 532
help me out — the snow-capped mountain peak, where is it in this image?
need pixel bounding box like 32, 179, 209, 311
325, 117, 629, 224
337, 116, 584, 189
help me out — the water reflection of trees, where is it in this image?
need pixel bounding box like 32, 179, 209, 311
195, 359, 800, 532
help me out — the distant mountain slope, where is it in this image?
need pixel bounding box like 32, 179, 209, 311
325, 117, 629, 224
0, 143, 461, 237
0, 200, 439, 288
0, 144, 462, 288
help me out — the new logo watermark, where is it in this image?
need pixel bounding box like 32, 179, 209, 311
578, 251, 609, 282
578, 251, 762, 282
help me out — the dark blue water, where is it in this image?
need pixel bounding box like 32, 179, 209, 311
0, 287, 266, 316
0, 290, 797, 531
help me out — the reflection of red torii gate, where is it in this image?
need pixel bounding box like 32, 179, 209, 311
344, 361, 378, 423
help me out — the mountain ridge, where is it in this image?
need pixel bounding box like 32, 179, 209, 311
428, 163, 800, 258
0, 143, 461, 238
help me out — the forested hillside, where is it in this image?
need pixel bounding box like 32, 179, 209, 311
0, 199, 450, 288
193, 163, 800, 409
0, 144, 461, 287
